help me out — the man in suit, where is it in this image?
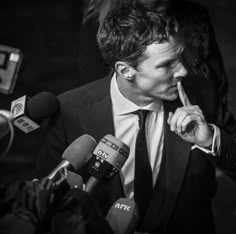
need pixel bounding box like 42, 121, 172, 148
37, 2, 236, 233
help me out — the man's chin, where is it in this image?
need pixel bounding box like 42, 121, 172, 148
163, 93, 179, 102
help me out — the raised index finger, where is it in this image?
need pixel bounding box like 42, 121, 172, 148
177, 81, 191, 106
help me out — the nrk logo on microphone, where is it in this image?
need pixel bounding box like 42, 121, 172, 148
115, 202, 131, 211
88, 134, 129, 180
10, 95, 39, 133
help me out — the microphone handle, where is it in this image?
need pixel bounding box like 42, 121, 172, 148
48, 160, 72, 180
84, 176, 99, 193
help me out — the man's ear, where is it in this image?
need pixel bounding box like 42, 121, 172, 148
115, 61, 135, 80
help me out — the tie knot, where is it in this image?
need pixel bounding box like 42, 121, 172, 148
135, 110, 149, 128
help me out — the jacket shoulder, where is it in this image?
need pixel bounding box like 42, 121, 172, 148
57, 77, 111, 108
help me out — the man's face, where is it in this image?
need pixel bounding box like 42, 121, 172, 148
131, 36, 187, 104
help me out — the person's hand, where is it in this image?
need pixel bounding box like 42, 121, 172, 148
51, 187, 113, 234
167, 81, 213, 147
12, 178, 54, 223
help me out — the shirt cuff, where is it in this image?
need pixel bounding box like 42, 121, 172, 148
191, 124, 221, 156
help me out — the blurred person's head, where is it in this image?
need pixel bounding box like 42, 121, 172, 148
82, 0, 173, 25
82, 0, 127, 24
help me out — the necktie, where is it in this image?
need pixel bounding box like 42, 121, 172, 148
134, 110, 153, 226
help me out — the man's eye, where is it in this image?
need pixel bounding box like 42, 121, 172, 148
162, 61, 173, 68
164, 61, 172, 67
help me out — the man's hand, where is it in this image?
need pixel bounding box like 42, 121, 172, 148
167, 81, 213, 147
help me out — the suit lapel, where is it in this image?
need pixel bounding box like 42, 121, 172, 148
88, 95, 115, 140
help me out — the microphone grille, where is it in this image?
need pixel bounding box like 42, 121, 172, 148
107, 198, 139, 234
27, 92, 59, 121
62, 134, 97, 170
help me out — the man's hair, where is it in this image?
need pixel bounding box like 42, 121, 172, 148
97, 1, 178, 69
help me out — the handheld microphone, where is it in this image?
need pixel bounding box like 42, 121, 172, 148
48, 134, 97, 180
0, 92, 59, 158
0, 110, 14, 138
85, 134, 129, 193
106, 198, 139, 234
10, 91, 58, 133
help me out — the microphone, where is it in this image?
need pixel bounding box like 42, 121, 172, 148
48, 134, 97, 180
10, 92, 59, 133
0, 110, 14, 138
85, 134, 129, 193
0, 92, 58, 158
106, 198, 139, 234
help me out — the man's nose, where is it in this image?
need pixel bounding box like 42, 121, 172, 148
174, 62, 188, 78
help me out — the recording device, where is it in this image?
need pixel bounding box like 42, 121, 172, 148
85, 134, 129, 193
48, 134, 97, 180
106, 198, 139, 234
10, 92, 58, 133
0, 44, 23, 94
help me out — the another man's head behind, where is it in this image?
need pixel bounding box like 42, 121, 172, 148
97, 2, 187, 106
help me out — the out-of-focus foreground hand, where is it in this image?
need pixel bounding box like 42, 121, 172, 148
51, 186, 113, 234
0, 177, 54, 234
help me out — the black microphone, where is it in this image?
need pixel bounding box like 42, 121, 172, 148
48, 134, 97, 180
85, 134, 129, 193
10, 91, 58, 133
106, 198, 139, 234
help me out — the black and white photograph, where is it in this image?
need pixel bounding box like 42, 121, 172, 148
0, 1, 236, 233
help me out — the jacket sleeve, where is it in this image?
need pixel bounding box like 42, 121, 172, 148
214, 100, 236, 180
203, 82, 236, 180
187, 76, 236, 181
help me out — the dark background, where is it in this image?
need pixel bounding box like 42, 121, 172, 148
0, 1, 235, 233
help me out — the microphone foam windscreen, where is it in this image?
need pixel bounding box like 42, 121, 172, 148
106, 198, 139, 234
62, 134, 97, 170
27, 92, 59, 121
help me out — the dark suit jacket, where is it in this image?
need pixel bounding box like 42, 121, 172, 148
37, 74, 236, 234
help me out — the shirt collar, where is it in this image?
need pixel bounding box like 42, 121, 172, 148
110, 72, 163, 116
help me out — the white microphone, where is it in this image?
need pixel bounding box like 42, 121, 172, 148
85, 134, 129, 193
106, 198, 139, 234
48, 134, 97, 180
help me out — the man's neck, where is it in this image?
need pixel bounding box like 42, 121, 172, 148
116, 74, 159, 107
